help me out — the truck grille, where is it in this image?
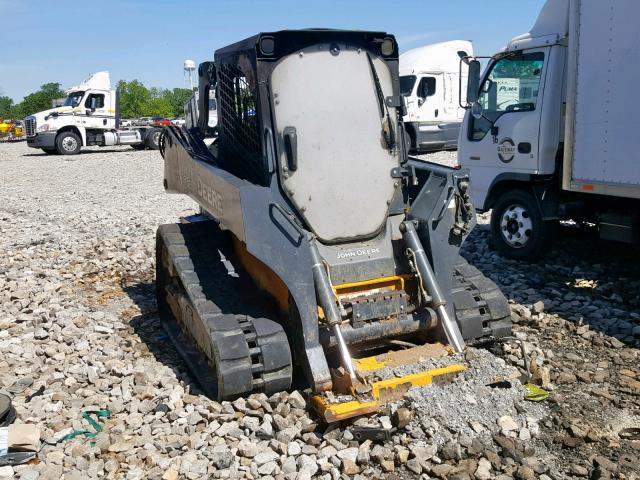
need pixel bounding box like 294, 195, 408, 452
24, 117, 36, 137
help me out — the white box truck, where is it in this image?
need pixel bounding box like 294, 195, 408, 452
458, 0, 640, 259
400, 40, 473, 152
25, 72, 163, 155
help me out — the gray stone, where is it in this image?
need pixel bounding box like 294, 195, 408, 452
287, 391, 306, 409
0, 466, 14, 479
532, 301, 545, 314
238, 441, 259, 458
475, 458, 492, 480
254, 450, 280, 466
210, 446, 234, 469
336, 447, 358, 463
288, 442, 302, 456
406, 459, 422, 475
282, 456, 298, 475
570, 464, 589, 477
498, 415, 518, 434
258, 461, 277, 476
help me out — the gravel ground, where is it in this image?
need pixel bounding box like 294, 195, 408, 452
0, 141, 638, 480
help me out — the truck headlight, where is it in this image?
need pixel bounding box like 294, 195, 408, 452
37, 124, 50, 132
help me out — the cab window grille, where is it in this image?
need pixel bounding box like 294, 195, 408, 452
217, 63, 263, 183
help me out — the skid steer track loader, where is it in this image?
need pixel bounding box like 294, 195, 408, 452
156, 30, 511, 421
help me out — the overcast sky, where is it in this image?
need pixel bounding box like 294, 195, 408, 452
0, 0, 545, 101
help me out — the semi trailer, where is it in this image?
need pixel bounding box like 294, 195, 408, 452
459, 0, 640, 259
400, 40, 473, 152
24, 72, 163, 155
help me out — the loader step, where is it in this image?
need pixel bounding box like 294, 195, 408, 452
312, 343, 466, 422
156, 221, 293, 400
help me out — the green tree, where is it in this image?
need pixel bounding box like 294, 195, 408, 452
168, 88, 192, 117
0, 96, 14, 118
19, 83, 65, 116
116, 79, 151, 118
142, 87, 173, 117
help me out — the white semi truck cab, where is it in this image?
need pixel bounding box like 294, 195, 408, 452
458, 0, 640, 259
400, 40, 473, 152
25, 72, 163, 155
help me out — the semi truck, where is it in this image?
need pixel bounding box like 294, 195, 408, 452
400, 40, 473, 152
24, 72, 163, 155
459, 0, 640, 259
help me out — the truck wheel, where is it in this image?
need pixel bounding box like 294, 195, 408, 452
146, 128, 163, 150
490, 189, 551, 260
41, 148, 58, 155
55, 131, 81, 155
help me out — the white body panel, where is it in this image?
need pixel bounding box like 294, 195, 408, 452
562, 0, 640, 198
400, 40, 473, 125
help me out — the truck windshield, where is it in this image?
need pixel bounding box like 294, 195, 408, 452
471, 52, 544, 140
400, 75, 416, 96
63, 91, 84, 108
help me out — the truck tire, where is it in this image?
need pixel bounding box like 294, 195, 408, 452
146, 128, 163, 150
490, 189, 552, 260
41, 148, 58, 155
55, 131, 81, 155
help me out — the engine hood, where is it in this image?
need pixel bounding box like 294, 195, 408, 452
26, 105, 82, 133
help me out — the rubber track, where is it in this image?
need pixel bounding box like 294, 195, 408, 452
452, 257, 512, 340
156, 222, 292, 400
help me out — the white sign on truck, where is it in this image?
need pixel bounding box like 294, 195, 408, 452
458, 0, 640, 259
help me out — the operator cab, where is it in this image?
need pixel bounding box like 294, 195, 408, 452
209, 30, 405, 243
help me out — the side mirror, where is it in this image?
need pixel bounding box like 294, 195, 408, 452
471, 102, 483, 120
417, 98, 424, 107
466, 60, 481, 104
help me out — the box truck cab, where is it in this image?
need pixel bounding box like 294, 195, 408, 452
25, 72, 163, 155
458, 0, 640, 259
400, 40, 473, 152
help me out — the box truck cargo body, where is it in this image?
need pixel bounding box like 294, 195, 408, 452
458, 0, 640, 259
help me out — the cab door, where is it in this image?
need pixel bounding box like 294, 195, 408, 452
415, 73, 444, 123
459, 48, 548, 204
82, 91, 109, 129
